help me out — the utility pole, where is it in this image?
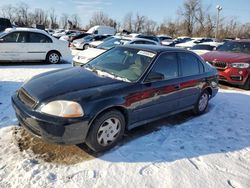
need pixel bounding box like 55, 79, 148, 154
215, 5, 222, 40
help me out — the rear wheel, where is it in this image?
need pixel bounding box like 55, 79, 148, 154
83, 44, 89, 50
241, 76, 250, 90
193, 90, 209, 115
46, 51, 60, 64
86, 110, 125, 152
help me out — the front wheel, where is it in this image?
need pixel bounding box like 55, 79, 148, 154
46, 51, 61, 64
193, 90, 209, 115
86, 110, 125, 152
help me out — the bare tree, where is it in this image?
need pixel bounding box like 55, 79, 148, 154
15, 2, 29, 26
60, 13, 69, 29
0, 5, 16, 22
134, 13, 146, 33
144, 19, 157, 35
49, 8, 58, 29
88, 11, 116, 28
178, 0, 201, 36
71, 14, 81, 29
31, 8, 49, 27
123, 12, 133, 32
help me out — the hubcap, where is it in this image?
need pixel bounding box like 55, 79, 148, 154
97, 118, 121, 146
49, 53, 59, 63
198, 93, 208, 112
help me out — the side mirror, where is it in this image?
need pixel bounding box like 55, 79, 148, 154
145, 71, 164, 82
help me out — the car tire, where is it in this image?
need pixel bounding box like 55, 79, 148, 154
241, 76, 250, 90
84, 44, 89, 50
193, 90, 209, 115
46, 51, 61, 64
86, 110, 125, 152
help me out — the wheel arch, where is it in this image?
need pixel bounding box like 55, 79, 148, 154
89, 105, 129, 130
46, 50, 62, 58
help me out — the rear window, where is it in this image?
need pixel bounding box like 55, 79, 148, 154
191, 45, 214, 50
179, 53, 202, 76
29, 32, 52, 43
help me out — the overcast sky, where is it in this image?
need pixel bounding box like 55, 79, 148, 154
0, 0, 249, 26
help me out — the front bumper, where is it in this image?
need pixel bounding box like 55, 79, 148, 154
12, 94, 91, 145
218, 68, 249, 86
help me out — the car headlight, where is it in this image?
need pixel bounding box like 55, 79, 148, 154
39, 100, 84, 118
231, 63, 249, 69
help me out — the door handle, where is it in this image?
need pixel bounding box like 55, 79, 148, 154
173, 84, 180, 89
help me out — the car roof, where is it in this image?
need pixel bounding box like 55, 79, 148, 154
5, 27, 48, 35
232, 39, 250, 43
121, 44, 187, 53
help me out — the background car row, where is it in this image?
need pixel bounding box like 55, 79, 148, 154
0, 25, 249, 90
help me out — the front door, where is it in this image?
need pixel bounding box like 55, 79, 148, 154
131, 52, 181, 124
0, 31, 28, 61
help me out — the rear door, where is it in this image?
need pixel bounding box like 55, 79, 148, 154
26, 32, 52, 60
0, 31, 28, 61
177, 52, 205, 109
132, 52, 181, 123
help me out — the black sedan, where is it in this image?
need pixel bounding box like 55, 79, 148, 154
12, 45, 218, 152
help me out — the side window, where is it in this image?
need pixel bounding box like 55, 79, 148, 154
149, 53, 179, 80
2, 32, 19, 42
17, 32, 28, 43
29, 32, 52, 43
144, 41, 156, 45
179, 53, 200, 76
131, 41, 144, 44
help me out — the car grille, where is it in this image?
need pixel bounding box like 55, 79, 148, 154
209, 61, 227, 69
18, 88, 36, 108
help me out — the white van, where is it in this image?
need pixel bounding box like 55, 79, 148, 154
87, 25, 116, 35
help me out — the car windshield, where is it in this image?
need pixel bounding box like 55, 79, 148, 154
0, 31, 7, 38
191, 45, 214, 50
217, 41, 250, 54
97, 37, 130, 50
84, 47, 156, 82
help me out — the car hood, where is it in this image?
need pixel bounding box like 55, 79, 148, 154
201, 51, 250, 63
22, 67, 123, 102
73, 48, 106, 64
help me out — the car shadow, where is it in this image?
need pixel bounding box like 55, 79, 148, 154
0, 81, 22, 128
81, 91, 250, 163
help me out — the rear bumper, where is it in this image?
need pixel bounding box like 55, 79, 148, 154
218, 68, 249, 86
12, 93, 91, 145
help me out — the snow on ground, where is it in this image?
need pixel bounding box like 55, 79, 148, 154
0, 63, 250, 188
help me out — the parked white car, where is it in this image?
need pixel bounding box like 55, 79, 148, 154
59, 31, 81, 41
88, 36, 113, 48
189, 42, 223, 55
72, 36, 159, 66
175, 37, 213, 49
72, 35, 111, 50
87, 25, 116, 35
0, 28, 70, 64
